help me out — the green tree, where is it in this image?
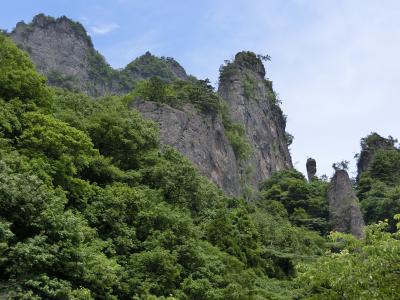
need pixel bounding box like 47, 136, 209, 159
0, 34, 51, 107
297, 216, 400, 299
259, 170, 329, 234
87, 102, 158, 170
358, 145, 400, 231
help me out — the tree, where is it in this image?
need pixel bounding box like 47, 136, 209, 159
332, 160, 350, 171
258, 170, 330, 235
297, 216, 400, 299
257, 54, 271, 61
87, 105, 158, 170
0, 34, 51, 107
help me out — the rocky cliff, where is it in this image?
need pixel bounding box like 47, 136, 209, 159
328, 169, 364, 238
218, 52, 292, 188
9, 14, 188, 96
131, 100, 241, 195
8, 15, 293, 196
10, 14, 119, 96
132, 52, 293, 195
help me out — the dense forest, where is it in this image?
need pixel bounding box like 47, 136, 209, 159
0, 32, 399, 299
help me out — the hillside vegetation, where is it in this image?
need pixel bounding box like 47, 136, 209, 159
0, 33, 399, 299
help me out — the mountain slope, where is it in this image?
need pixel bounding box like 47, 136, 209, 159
9, 14, 292, 195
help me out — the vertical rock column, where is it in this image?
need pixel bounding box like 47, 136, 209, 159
306, 158, 317, 182
218, 51, 292, 189
327, 169, 365, 238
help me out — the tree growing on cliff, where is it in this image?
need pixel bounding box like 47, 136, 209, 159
332, 160, 350, 171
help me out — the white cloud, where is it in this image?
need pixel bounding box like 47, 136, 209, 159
90, 23, 119, 35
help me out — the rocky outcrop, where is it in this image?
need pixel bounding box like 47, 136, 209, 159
218, 52, 292, 188
131, 100, 241, 195
10, 14, 119, 96
131, 52, 294, 195
120, 51, 188, 88
356, 133, 396, 180
327, 169, 364, 238
133, 52, 293, 194
9, 14, 189, 96
306, 158, 317, 182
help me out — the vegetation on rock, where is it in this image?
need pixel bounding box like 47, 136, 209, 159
132, 76, 252, 161
357, 133, 400, 231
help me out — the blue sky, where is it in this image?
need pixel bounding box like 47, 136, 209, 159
2, 0, 400, 177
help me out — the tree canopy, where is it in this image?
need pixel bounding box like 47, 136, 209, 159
0, 33, 399, 299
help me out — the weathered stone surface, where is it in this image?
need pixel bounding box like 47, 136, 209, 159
218, 52, 292, 189
357, 132, 396, 181
327, 169, 365, 238
133, 52, 294, 194
10, 14, 119, 96
131, 100, 241, 196
9, 14, 189, 97
131, 51, 294, 194
306, 158, 317, 182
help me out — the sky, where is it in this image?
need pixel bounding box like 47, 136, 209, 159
2, 0, 400, 178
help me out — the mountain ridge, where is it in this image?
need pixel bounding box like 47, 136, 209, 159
9, 13, 292, 195
9, 13, 190, 96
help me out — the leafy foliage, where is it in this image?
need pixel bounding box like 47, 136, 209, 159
46, 70, 78, 92
285, 132, 294, 146
123, 52, 185, 84
0, 34, 51, 107
2, 31, 399, 300
0, 39, 327, 299
221, 105, 252, 161
219, 51, 266, 83
133, 77, 222, 113
297, 217, 400, 299
259, 170, 330, 234
358, 140, 400, 231
86, 49, 116, 89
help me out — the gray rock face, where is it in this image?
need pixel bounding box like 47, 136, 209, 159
10, 14, 118, 96
131, 53, 294, 195
218, 52, 292, 188
357, 133, 396, 180
131, 100, 241, 195
164, 58, 188, 80
327, 169, 365, 238
9, 14, 189, 97
306, 158, 317, 182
